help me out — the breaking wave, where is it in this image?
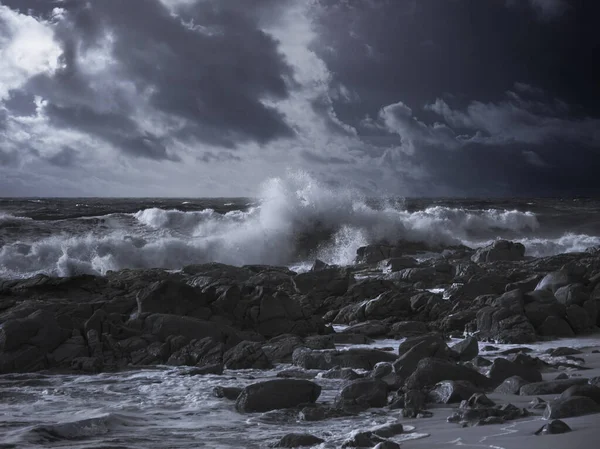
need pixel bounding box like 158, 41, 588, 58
0, 172, 597, 278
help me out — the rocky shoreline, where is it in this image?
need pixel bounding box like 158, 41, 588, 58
2, 239, 600, 447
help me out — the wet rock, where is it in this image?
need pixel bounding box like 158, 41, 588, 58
471, 240, 525, 263
184, 363, 223, 375
466, 393, 495, 408
536, 267, 584, 294
471, 356, 492, 367
537, 316, 575, 338
529, 397, 547, 409
451, 336, 479, 361
213, 386, 242, 400
405, 358, 492, 390
520, 378, 589, 395
371, 422, 404, 438
298, 405, 351, 422
559, 384, 600, 404
332, 333, 374, 345
322, 367, 362, 380
403, 389, 427, 416
555, 373, 569, 380
235, 379, 321, 413
292, 348, 396, 371
384, 257, 419, 272
273, 433, 325, 448
136, 279, 208, 317
261, 335, 304, 364
277, 369, 316, 379
364, 291, 412, 320
476, 305, 536, 344
494, 376, 530, 395
167, 337, 224, 367
223, 341, 272, 370
292, 268, 351, 300
543, 396, 600, 419
566, 304, 593, 333
546, 347, 582, 357
397, 333, 454, 358
335, 379, 389, 411
488, 357, 542, 384
534, 420, 572, 435
429, 380, 483, 404
373, 441, 401, 449
554, 284, 589, 307
342, 321, 389, 338
341, 431, 385, 448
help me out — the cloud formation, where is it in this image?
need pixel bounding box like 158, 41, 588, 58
0, 0, 598, 197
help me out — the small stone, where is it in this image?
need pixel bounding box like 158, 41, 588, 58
534, 420, 572, 435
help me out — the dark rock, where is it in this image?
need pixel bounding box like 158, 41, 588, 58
476, 303, 536, 344
335, 379, 388, 411
371, 422, 404, 438
373, 441, 401, 449
451, 336, 479, 361
262, 335, 304, 364
471, 240, 525, 263
525, 300, 566, 329
292, 348, 396, 371
213, 386, 242, 400
364, 291, 412, 320
555, 373, 569, 380
398, 333, 454, 358
536, 267, 584, 294
404, 389, 427, 414
384, 257, 419, 272
559, 384, 600, 404
298, 405, 351, 422
274, 433, 325, 448
494, 376, 530, 395
332, 333, 374, 345
405, 358, 492, 390
136, 279, 208, 317
565, 304, 592, 333
546, 347, 582, 357
340, 431, 384, 448
277, 369, 316, 379
530, 397, 547, 409
466, 393, 495, 408
223, 341, 271, 370
292, 268, 351, 299
472, 356, 492, 367
342, 321, 389, 338
554, 284, 589, 307
310, 259, 330, 271
537, 316, 575, 338
167, 337, 224, 367
534, 420, 572, 435
428, 381, 483, 404
322, 367, 361, 380
520, 378, 589, 395
543, 396, 600, 419
488, 358, 542, 384
235, 379, 321, 413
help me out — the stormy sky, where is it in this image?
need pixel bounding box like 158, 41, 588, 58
0, 0, 598, 197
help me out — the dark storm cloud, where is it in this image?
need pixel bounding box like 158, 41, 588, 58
45, 146, 78, 167
198, 151, 241, 163
2, 0, 296, 161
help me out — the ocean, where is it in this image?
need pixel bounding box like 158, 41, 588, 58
2, 177, 600, 448
1, 176, 600, 280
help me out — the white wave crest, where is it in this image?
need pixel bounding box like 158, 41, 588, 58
0, 172, 595, 278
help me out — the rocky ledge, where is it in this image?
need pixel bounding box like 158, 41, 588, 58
1, 239, 600, 446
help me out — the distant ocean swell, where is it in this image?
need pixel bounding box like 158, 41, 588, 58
0, 174, 599, 279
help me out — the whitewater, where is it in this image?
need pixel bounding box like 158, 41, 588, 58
1, 173, 600, 279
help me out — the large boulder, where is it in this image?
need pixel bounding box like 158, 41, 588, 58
274, 434, 325, 448
235, 379, 321, 413
428, 380, 483, 404
223, 341, 272, 370
537, 316, 575, 338
520, 378, 589, 396
536, 266, 585, 294
543, 396, 600, 419
292, 348, 396, 371
494, 376, 530, 395
334, 378, 388, 411
554, 284, 589, 307
405, 358, 492, 390
292, 268, 351, 300
363, 292, 412, 320
559, 384, 600, 404
471, 240, 525, 263
451, 336, 479, 361
488, 358, 542, 385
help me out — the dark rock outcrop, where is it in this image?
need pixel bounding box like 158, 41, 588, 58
235, 379, 321, 413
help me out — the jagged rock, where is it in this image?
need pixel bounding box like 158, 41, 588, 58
213, 386, 243, 400
494, 376, 530, 395
292, 268, 351, 300
405, 358, 492, 390
342, 321, 389, 338
554, 284, 589, 307
559, 384, 600, 404
384, 257, 419, 272
388, 321, 429, 337
235, 379, 321, 413
536, 267, 585, 294
335, 379, 389, 411
261, 335, 305, 364
543, 396, 600, 419
429, 381, 483, 404
565, 304, 593, 333
273, 433, 325, 448
471, 240, 525, 263
520, 378, 589, 395
364, 291, 412, 320
292, 348, 396, 371
537, 316, 575, 338
488, 358, 542, 384
223, 341, 272, 370
451, 336, 479, 361
322, 367, 362, 380
535, 420, 572, 435
136, 279, 209, 317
